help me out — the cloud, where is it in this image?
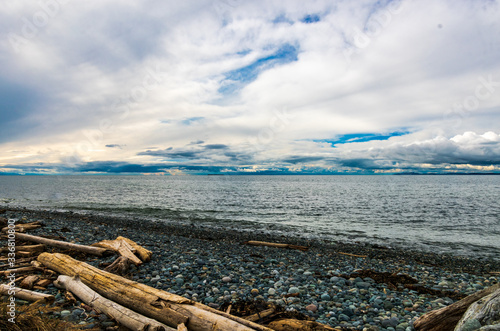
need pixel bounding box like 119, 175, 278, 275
0, 0, 499, 174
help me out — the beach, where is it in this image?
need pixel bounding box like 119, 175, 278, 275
1, 207, 498, 330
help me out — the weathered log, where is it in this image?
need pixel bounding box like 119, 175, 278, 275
245, 241, 308, 251
0, 244, 45, 253
92, 238, 142, 265
36, 278, 52, 288
414, 283, 500, 331
0, 266, 35, 276
14, 232, 112, 256
117, 236, 152, 262
38, 253, 273, 331
2, 221, 42, 233
0, 284, 54, 303
105, 256, 132, 275
244, 308, 275, 322
177, 323, 188, 331
268, 319, 341, 330
55, 275, 174, 331
455, 288, 500, 331
335, 252, 367, 258
20, 275, 40, 289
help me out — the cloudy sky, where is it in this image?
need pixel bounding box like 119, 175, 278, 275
1, 0, 499, 175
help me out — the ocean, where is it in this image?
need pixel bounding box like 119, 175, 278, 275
0, 175, 499, 260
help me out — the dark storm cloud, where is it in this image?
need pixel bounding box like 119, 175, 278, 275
282, 156, 325, 164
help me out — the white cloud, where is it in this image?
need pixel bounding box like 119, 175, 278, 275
0, 0, 499, 173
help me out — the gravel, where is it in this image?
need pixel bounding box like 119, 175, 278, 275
1, 208, 499, 331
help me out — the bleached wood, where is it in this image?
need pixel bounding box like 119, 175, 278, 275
245, 240, 308, 251
92, 238, 142, 265
117, 236, 152, 262
38, 252, 273, 331
55, 275, 174, 331
455, 288, 500, 331
414, 283, 500, 331
14, 232, 111, 256
0, 284, 54, 303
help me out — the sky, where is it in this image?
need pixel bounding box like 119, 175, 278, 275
1, 0, 499, 175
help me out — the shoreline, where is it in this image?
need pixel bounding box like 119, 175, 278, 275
1, 207, 499, 330
4, 206, 499, 274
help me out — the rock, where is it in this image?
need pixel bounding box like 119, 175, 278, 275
306, 304, 317, 312
251, 289, 259, 296
288, 287, 300, 294
222, 276, 232, 283
268, 288, 276, 295
321, 293, 331, 301
60, 310, 71, 317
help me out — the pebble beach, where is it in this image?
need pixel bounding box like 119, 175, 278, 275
1, 207, 499, 331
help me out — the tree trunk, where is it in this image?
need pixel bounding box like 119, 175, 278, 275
245, 241, 308, 251
455, 288, 500, 331
92, 238, 143, 265
38, 253, 273, 331
0, 284, 54, 303
14, 232, 112, 256
117, 236, 152, 262
414, 283, 500, 331
55, 275, 174, 331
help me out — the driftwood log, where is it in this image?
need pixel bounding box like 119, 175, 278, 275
0, 244, 45, 253
2, 221, 43, 233
38, 253, 273, 331
92, 238, 143, 265
55, 275, 174, 331
268, 319, 341, 330
245, 241, 309, 251
0, 266, 35, 276
105, 256, 133, 275
414, 283, 500, 331
14, 232, 112, 256
0, 284, 54, 303
455, 288, 500, 331
19, 275, 40, 290
117, 236, 152, 262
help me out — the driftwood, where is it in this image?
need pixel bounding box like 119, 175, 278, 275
105, 256, 133, 275
244, 308, 275, 322
0, 244, 45, 253
268, 319, 341, 331
92, 238, 143, 265
55, 275, 174, 331
414, 283, 500, 331
19, 275, 40, 290
0, 266, 35, 276
0, 284, 54, 303
38, 253, 273, 331
455, 288, 500, 331
335, 252, 367, 258
117, 236, 152, 262
14, 232, 111, 256
177, 324, 188, 331
2, 221, 42, 233
245, 241, 308, 251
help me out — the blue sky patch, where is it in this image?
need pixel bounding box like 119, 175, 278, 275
219, 44, 299, 95
301, 14, 320, 23
317, 130, 410, 147
180, 117, 204, 125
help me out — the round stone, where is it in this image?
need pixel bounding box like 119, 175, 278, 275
251, 289, 259, 296
288, 287, 300, 294
222, 277, 232, 283
306, 304, 317, 312
321, 293, 331, 301
268, 288, 276, 295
